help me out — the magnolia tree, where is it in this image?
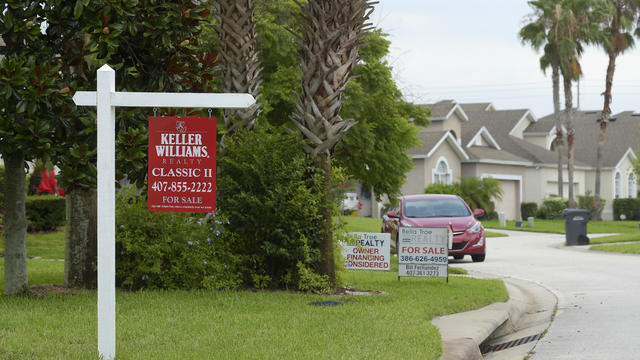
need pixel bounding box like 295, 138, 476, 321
0, 1, 76, 295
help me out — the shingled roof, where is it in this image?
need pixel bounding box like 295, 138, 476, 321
422, 100, 456, 119
462, 108, 590, 166
460, 103, 493, 113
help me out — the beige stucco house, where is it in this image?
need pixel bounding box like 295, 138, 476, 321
359, 100, 639, 221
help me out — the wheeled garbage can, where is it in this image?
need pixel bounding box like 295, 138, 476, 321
562, 208, 590, 246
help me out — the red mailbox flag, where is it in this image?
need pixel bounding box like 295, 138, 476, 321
147, 116, 216, 212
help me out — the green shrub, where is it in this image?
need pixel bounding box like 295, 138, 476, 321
536, 197, 568, 219
577, 192, 605, 220
424, 183, 464, 197
217, 128, 331, 291
115, 186, 239, 290
612, 198, 640, 221
425, 177, 501, 216
25, 195, 65, 231
521, 202, 538, 219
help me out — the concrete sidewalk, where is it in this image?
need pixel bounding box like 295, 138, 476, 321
432, 275, 557, 360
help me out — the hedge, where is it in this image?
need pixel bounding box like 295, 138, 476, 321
536, 197, 568, 219
613, 198, 640, 221
521, 202, 537, 219
26, 195, 66, 231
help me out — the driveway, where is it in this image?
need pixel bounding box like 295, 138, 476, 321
453, 230, 640, 360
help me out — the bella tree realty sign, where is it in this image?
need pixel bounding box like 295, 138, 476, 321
341, 232, 391, 271
148, 116, 216, 212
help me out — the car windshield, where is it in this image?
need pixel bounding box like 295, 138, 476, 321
403, 198, 471, 218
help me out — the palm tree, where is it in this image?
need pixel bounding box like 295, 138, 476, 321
554, 0, 600, 207
292, 0, 375, 285
593, 0, 640, 220
213, 0, 263, 134
521, 0, 565, 198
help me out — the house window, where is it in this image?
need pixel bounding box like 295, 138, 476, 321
433, 158, 452, 185
628, 172, 637, 198
615, 172, 621, 199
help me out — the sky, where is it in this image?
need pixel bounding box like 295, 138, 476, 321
372, 0, 640, 118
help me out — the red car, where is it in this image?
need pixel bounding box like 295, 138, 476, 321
381, 194, 486, 262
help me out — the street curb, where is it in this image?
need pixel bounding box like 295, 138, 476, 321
432, 277, 551, 360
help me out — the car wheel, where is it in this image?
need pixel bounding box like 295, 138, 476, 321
471, 254, 485, 262
453, 255, 464, 260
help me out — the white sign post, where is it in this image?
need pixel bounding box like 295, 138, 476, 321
397, 227, 450, 281
73, 64, 254, 360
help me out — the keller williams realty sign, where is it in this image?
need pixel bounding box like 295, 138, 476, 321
148, 116, 216, 212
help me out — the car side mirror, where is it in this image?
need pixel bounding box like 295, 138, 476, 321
474, 209, 485, 217
386, 211, 399, 218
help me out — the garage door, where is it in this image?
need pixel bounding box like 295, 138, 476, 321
494, 180, 519, 220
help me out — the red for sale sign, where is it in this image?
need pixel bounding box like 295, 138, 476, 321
148, 116, 216, 212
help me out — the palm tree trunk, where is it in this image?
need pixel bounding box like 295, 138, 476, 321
3, 151, 29, 296
595, 11, 620, 221
315, 151, 335, 285
552, 64, 564, 198
563, 75, 575, 208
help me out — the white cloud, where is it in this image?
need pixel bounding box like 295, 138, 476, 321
373, 1, 640, 116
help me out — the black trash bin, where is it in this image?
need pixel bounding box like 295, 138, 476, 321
562, 208, 590, 246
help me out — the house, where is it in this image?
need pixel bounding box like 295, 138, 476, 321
359, 100, 639, 220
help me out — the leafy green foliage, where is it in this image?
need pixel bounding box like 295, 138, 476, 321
577, 192, 605, 220
424, 183, 464, 198
83, 0, 218, 188
536, 197, 569, 219
25, 195, 66, 232
217, 128, 331, 291
425, 176, 502, 214
521, 202, 538, 219
115, 186, 239, 290
255, 0, 302, 126
613, 198, 640, 221
337, 29, 430, 200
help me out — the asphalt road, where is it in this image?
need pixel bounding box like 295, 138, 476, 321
453, 229, 640, 360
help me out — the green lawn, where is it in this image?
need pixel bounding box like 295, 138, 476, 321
483, 218, 640, 235
0, 223, 508, 359
0, 231, 66, 259
590, 243, 640, 254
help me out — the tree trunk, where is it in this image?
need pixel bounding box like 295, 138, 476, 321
3, 152, 29, 296
315, 151, 335, 285
563, 75, 575, 208
595, 17, 619, 221
552, 64, 564, 198
64, 188, 98, 288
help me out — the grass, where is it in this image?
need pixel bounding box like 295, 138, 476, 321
483, 218, 640, 235
480, 217, 640, 254
0, 231, 66, 259
0, 257, 506, 359
590, 243, 640, 254
0, 221, 508, 359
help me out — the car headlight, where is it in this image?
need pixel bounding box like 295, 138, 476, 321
467, 221, 483, 234
400, 220, 414, 227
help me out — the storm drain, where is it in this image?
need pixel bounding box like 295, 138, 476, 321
480, 333, 542, 354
